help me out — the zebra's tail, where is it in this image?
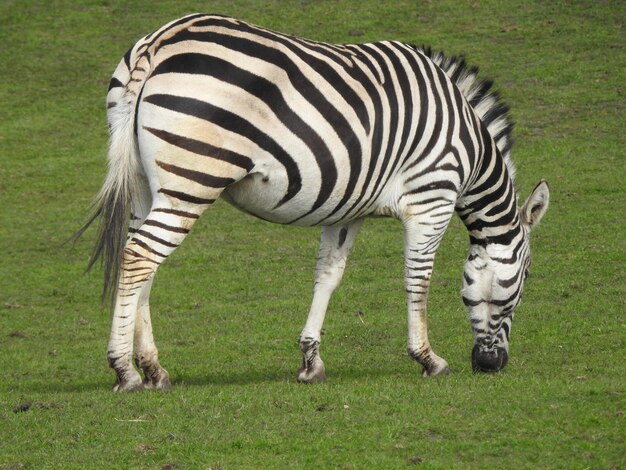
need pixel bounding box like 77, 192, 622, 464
77, 50, 149, 303
418, 46, 516, 181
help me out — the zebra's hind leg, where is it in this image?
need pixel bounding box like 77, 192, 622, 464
126, 180, 170, 390
106, 187, 152, 392
108, 199, 209, 391
297, 219, 363, 383
133, 277, 171, 390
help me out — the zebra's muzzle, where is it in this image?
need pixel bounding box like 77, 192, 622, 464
472, 344, 509, 372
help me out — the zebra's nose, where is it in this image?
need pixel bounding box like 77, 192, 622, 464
472, 343, 508, 372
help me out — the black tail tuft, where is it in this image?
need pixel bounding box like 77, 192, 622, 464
74, 184, 130, 305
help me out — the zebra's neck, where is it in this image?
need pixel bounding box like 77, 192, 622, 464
455, 142, 522, 248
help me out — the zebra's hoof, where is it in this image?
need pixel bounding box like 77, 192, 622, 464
297, 359, 326, 384
143, 376, 172, 391
112, 376, 144, 392
421, 361, 451, 377
422, 366, 451, 377
142, 366, 172, 391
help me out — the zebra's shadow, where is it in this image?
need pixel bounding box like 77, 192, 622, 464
172, 364, 405, 388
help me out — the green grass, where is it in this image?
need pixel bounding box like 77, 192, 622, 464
1, 0, 624, 468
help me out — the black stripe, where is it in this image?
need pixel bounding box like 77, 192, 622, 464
123, 46, 132, 69
158, 188, 215, 205
123, 248, 159, 264
465, 128, 506, 197
456, 105, 475, 180
153, 207, 200, 219
144, 126, 253, 171
108, 77, 124, 92
337, 228, 348, 248
136, 229, 179, 248
467, 216, 522, 248
134, 78, 146, 136
484, 179, 515, 218
143, 219, 189, 234
124, 266, 153, 273
401, 179, 459, 199
131, 238, 167, 258
469, 231, 516, 247
490, 236, 525, 264
501, 322, 510, 340
156, 160, 235, 188
144, 13, 210, 54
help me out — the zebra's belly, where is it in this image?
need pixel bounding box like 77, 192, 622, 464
223, 171, 316, 225
222, 169, 375, 226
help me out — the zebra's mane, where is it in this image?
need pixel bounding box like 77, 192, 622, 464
416, 46, 516, 182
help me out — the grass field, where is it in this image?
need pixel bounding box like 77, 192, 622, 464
1, 0, 624, 468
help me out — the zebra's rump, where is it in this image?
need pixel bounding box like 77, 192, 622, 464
133, 14, 392, 225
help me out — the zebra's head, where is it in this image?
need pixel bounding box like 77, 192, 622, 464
462, 181, 550, 372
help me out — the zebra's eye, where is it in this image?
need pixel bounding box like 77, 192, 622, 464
523, 269, 530, 280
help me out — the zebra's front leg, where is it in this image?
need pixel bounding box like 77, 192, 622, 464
403, 209, 454, 377
297, 219, 363, 383
133, 278, 171, 391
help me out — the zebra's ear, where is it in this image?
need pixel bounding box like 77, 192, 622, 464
521, 180, 550, 230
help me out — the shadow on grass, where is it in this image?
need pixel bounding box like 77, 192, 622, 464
0, 379, 113, 395
173, 363, 413, 388
0, 370, 293, 395
2, 363, 420, 397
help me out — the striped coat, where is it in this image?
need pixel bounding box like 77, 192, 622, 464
83, 14, 549, 391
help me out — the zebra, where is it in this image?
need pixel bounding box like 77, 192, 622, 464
81, 14, 549, 391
